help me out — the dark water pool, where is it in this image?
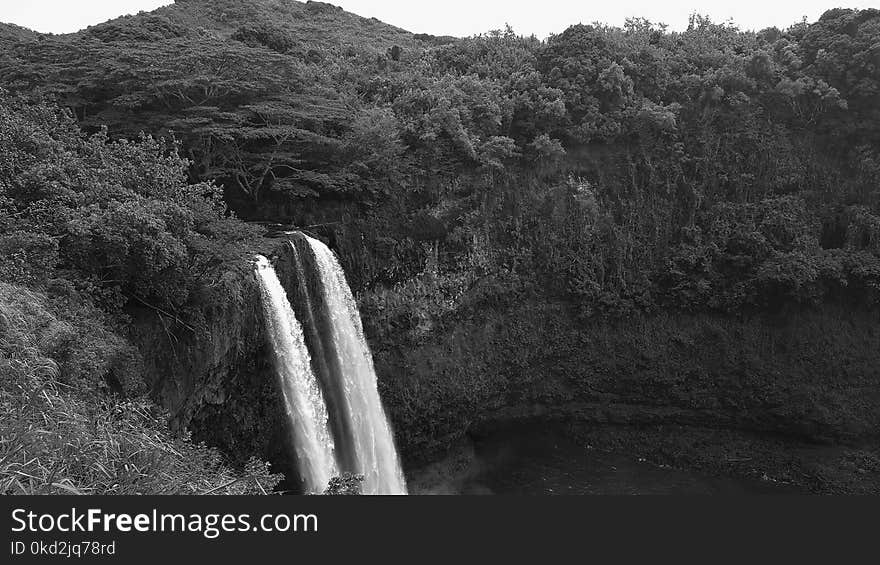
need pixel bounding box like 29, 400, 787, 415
446, 428, 802, 495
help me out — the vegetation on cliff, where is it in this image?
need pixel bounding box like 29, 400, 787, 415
5, 2, 878, 317
0, 91, 278, 493
0, 281, 280, 494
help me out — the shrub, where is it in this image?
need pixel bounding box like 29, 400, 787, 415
0, 92, 263, 316
322, 473, 364, 495
0, 282, 281, 495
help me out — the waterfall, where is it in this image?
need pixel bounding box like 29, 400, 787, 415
254, 255, 337, 494
255, 238, 407, 495
302, 235, 408, 495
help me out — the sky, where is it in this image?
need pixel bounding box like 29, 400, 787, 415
0, 0, 876, 37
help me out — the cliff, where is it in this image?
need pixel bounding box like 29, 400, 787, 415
126, 244, 294, 475
122, 235, 880, 492
371, 300, 880, 481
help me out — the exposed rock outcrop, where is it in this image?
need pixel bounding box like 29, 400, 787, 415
127, 244, 293, 476
372, 301, 880, 466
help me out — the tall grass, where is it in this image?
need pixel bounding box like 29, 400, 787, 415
0, 282, 280, 495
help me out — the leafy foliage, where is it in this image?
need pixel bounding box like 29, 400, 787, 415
0, 282, 281, 494
4, 4, 878, 318
321, 473, 364, 495
0, 90, 275, 494
0, 91, 261, 316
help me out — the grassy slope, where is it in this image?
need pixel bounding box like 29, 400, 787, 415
0, 282, 281, 494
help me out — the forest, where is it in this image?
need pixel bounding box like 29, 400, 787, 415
1, 0, 879, 494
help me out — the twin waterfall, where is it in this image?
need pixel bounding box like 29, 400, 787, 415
254, 234, 407, 495
254, 255, 337, 493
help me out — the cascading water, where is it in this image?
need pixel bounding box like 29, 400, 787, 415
302, 235, 408, 495
254, 255, 337, 494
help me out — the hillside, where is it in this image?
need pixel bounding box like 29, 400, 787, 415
87, 0, 424, 53
0, 22, 41, 45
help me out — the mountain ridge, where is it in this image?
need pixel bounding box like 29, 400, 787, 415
0, 0, 429, 53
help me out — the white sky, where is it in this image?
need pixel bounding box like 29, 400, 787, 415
0, 0, 876, 37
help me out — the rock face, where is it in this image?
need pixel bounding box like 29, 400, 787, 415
124, 238, 880, 489
372, 300, 880, 466
127, 243, 295, 477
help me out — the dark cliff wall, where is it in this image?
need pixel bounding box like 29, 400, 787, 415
123, 237, 880, 483
372, 300, 880, 466
126, 247, 294, 475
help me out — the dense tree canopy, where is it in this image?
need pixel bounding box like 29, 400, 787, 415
2, 0, 879, 318
0, 91, 261, 316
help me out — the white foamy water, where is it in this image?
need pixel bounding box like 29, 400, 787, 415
255, 255, 337, 493
302, 237, 407, 495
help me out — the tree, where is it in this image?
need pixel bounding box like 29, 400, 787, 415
0, 91, 260, 313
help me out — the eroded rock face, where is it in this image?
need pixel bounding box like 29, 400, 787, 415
372, 301, 880, 467
126, 241, 296, 478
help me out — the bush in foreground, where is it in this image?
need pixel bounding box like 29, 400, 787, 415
0, 282, 281, 495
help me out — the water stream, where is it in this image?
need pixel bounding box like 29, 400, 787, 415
254, 255, 337, 494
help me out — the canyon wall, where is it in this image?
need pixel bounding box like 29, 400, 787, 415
124, 240, 880, 483
371, 300, 880, 466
